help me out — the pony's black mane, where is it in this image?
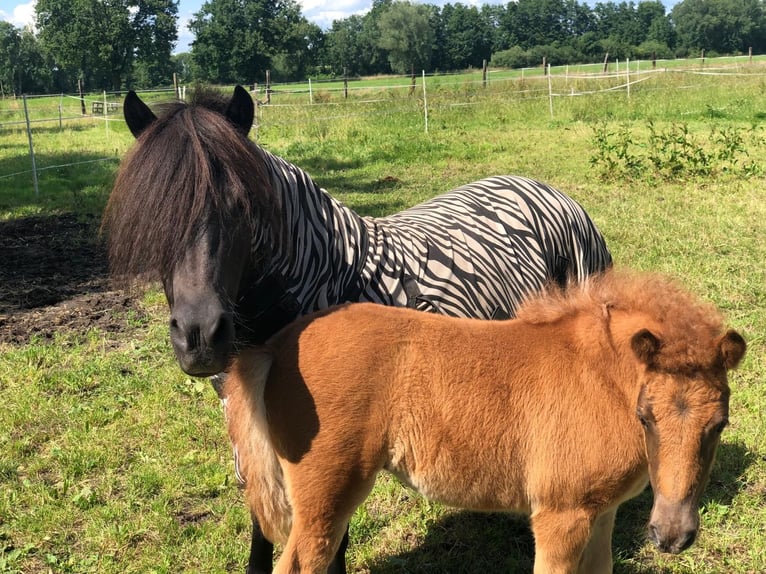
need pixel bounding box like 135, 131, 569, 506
103, 87, 280, 282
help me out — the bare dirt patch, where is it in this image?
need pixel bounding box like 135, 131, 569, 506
0, 213, 147, 345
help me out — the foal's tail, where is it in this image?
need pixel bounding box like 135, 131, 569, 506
224, 351, 293, 544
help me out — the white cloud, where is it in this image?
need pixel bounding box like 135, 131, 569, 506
299, 0, 371, 28
1, 1, 36, 29
176, 17, 194, 53
309, 9, 368, 29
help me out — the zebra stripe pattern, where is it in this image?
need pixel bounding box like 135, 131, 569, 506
258, 149, 612, 322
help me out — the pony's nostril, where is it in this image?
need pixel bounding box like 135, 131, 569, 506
207, 313, 234, 348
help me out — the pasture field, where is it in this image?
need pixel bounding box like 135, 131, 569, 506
1, 66, 765, 573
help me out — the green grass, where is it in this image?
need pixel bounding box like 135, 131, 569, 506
1, 67, 765, 573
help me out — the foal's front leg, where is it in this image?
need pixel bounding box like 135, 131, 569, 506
246, 519, 349, 574
273, 516, 348, 574
577, 508, 616, 574
530, 507, 594, 574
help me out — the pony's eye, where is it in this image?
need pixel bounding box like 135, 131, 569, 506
636, 410, 649, 428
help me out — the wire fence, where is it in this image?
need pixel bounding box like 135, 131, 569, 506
2, 54, 766, 196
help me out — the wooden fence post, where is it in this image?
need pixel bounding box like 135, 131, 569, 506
602, 52, 609, 73
343, 67, 348, 99
78, 78, 86, 115
265, 70, 271, 104
482, 59, 487, 88
173, 73, 179, 99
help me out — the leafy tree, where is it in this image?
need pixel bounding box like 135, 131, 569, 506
480, 4, 511, 55
17, 27, 51, 93
504, 0, 573, 49
189, 0, 318, 83
324, 15, 366, 76
272, 19, 324, 79
172, 52, 195, 84
0, 22, 53, 95
671, 0, 766, 54
0, 22, 20, 96
593, 1, 645, 48
377, 1, 435, 74
132, 0, 179, 86
359, 0, 395, 74
35, 0, 178, 91
440, 3, 492, 70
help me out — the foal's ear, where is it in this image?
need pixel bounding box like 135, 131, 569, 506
717, 329, 746, 370
124, 91, 157, 138
631, 329, 661, 366
225, 85, 255, 136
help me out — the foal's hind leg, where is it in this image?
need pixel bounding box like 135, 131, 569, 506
246, 516, 275, 574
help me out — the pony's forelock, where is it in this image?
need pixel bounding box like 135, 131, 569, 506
102, 88, 280, 282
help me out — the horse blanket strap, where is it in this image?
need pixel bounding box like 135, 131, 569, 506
239, 272, 301, 344
554, 255, 571, 288
491, 307, 511, 320
404, 276, 423, 309
404, 276, 447, 315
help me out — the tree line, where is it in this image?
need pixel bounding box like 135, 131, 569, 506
2, 0, 765, 95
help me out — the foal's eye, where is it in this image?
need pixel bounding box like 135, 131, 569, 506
636, 410, 649, 428
713, 420, 729, 434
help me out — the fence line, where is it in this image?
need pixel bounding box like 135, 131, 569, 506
3, 58, 766, 192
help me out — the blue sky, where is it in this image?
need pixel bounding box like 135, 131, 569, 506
1, 0, 673, 54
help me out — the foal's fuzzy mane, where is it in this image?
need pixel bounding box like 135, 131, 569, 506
516, 270, 726, 369
102, 87, 280, 281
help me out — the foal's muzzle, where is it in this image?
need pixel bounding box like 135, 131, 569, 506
649, 522, 697, 554
648, 495, 700, 555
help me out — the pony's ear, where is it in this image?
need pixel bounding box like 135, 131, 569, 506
225, 85, 254, 135
717, 329, 746, 370
124, 90, 157, 138
631, 329, 661, 366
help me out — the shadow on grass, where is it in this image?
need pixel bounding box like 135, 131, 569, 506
367, 441, 754, 574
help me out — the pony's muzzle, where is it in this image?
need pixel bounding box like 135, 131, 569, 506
169, 309, 235, 377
